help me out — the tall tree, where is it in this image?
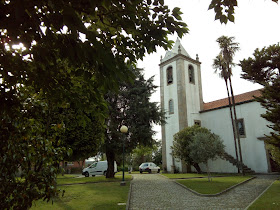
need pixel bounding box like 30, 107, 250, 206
240, 43, 280, 163
212, 35, 243, 174
104, 68, 164, 178
1, 0, 188, 208
213, 53, 239, 173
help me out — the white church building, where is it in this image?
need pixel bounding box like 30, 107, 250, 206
160, 39, 275, 174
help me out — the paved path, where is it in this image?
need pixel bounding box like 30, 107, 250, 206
128, 174, 279, 210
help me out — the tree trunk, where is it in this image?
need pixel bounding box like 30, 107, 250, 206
192, 162, 201, 173
228, 76, 245, 175
106, 148, 116, 178
224, 78, 240, 173
206, 162, 212, 182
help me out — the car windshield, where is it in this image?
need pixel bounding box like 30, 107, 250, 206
90, 162, 97, 168
140, 163, 148, 167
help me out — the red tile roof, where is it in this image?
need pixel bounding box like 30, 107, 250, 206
203, 89, 262, 112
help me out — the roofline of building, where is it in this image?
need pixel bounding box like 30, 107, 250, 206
159, 53, 201, 67
200, 99, 257, 113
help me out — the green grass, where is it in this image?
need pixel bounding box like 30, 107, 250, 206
57, 174, 78, 179
116, 171, 140, 175
161, 173, 208, 179
31, 182, 130, 210
248, 180, 280, 210
57, 175, 132, 185
177, 176, 252, 194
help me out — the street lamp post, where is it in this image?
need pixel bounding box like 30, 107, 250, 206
120, 125, 128, 186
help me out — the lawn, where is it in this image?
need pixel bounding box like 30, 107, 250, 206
31, 182, 130, 210
177, 176, 252, 194
161, 173, 208, 179
57, 174, 78, 179
57, 174, 132, 185
248, 180, 280, 210
115, 171, 140, 175
31, 175, 132, 210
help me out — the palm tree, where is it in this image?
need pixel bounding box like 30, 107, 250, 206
213, 35, 244, 175
213, 54, 240, 173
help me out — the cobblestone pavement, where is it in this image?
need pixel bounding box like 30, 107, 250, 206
128, 173, 279, 210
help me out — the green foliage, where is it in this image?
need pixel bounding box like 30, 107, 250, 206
172, 125, 224, 177
240, 44, 280, 149
208, 0, 278, 24
266, 144, 280, 168
214, 36, 240, 74
152, 141, 163, 167
0, 86, 69, 209
104, 68, 165, 177
1, 0, 188, 208
130, 141, 161, 169
189, 132, 225, 164
172, 125, 211, 163
208, 0, 237, 24
132, 145, 155, 167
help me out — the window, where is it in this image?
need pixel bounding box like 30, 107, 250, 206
167, 66, 173, 85
236, 119, 246, 138
169, 99, 174, 114
194, 120, 201, 126
188, 65, 195, 84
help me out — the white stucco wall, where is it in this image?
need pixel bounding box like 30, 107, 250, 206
163, 58, 203, 172
184, 62, 202, 126
200, 101, 271, 173
162, 61, 180, 172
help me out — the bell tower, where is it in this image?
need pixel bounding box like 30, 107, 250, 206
160, 38, 203, 172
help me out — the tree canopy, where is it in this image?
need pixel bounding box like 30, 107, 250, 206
240, 44, 280, 149
104, 68, 164, 178
171, 125, 217, 173
189, 132, 225, 181
1, 0, 188, 208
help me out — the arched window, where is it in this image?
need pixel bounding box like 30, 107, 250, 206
169, 99, 174, 114
188, 65, 195, 84
167, 66, 173, 85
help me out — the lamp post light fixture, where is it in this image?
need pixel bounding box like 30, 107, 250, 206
120, 125, 128, 186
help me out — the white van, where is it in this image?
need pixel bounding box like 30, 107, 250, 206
82, 161, 117, 177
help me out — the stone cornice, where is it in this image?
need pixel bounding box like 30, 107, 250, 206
159, 54, 201, 67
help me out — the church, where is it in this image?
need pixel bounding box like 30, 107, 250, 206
160, 39, 275, 174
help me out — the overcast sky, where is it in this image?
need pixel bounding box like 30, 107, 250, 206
137, 0, 280, 140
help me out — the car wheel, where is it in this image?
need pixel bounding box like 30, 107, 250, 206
92, 175, 95, 177
104, 171, 107, 176
85, 171, 89, 177
140, 170, 143, 174
148, 169, 151, 174
157, 169, 160, 173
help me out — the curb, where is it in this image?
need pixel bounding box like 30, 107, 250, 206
174, 176, 256, 197
244, 179, 277, 210
126, 181, 133, 210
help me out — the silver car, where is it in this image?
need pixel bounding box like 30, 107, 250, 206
139, 162, 160, 174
